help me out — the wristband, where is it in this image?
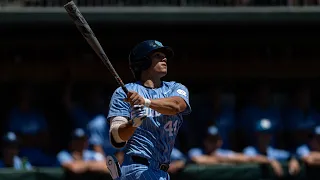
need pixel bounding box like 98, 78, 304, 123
144, 98, 151, 107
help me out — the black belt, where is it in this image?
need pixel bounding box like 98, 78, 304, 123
131, 156, 170, 172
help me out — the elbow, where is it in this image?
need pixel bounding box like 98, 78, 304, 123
171, 100, 183, 114
172, 105, 181, 114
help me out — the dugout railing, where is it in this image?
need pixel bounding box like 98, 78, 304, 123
0, 162, 319, 180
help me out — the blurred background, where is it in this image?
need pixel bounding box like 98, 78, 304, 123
1, 0, 320, 180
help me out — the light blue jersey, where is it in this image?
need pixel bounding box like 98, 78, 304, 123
243, 146, 290, 161
0, 156, 32, 170
108, 81, 191, 178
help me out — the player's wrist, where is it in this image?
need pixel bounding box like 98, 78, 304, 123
143, 98, 151, 107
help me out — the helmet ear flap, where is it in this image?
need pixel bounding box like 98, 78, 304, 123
140, 56, 152, 71
129, 56, 152, 80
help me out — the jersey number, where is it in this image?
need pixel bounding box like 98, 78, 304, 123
164, 121, 178, 137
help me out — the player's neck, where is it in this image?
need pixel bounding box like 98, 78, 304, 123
140, 75, 162, 89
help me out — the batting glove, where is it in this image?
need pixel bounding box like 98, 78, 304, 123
130, 105, 147, 127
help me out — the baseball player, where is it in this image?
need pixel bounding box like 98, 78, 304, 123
106, 40, 191, 180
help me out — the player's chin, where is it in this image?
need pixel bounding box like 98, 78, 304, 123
160, 69, 167, 75
158, 71, 167, 78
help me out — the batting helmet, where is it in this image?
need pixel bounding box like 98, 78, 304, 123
129, 40, 174, 80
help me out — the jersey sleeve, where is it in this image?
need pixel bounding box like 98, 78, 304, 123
171, 83, 191, 115
57, 151, 73, 165
243, 146, 258, 157
93, 152, 105, 161
107, 88, 130, 121
25, 161, 33, 170
171, 147, 186, 161
107, 87, 131, 121
88, 116, 106, 146
296, 145, 310, 158
188, 148, 203, 159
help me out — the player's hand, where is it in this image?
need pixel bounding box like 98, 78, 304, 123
168, 160, 186, 174
130, 105, 147, 127
125, 91, 145, 106
289, 158, 300, 176
270, 160, 284, 177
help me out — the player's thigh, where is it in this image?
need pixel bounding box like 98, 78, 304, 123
139, 169, 169, 180
120, 164, 169, 180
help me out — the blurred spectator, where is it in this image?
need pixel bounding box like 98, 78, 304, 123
57, 128, 108, 174
283, 85, 320, 146
243, 119, 290, 177
168, 147, 187, 174
239, 83, 282, 148
0, 132, 32, 170
64, 82, 120, 159
188, 125, 250, 165
211, 89, 236, 150
282, 85, 320, 176
5, 85, 55, 166
191, 88, 236, 150
296, 125, 320, 166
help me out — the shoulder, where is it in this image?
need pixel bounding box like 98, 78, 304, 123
218, 148, 235, 154
164, 81, 188, 89
216, 149, 235, 157
270, 147, 290, 155
188, 148, 204, 157
57, 150, 71, 157
297, 144, 309, 151
171, 147, 183, 156
243, 146, 257, 152
84, 150, 103, 158
112, 82, 142, 94
165, 81, 189, 97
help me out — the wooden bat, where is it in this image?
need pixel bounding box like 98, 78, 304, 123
64, 1, 129, 95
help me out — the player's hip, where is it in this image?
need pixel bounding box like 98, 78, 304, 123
121, 154, 170, 175
120, 164, 170, 180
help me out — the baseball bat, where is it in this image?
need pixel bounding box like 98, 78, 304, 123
63, 1, 129, 95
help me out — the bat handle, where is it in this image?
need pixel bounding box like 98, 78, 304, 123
122, 86, 129, 95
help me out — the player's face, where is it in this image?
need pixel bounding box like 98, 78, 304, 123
256, 133, 272, 150
204, 136, 220, 153
71, 138, 88, 150
148, 52, 167, 78
310, 136, 320, 151
2, 146, 18, 157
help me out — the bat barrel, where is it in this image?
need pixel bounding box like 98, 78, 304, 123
63, 0, 130, 96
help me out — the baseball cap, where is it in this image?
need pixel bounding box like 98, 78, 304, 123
71, 128, 87, 139
2, 132, 19, 145
207, 125, 219, 136
255, 119, 273, 132
313, 126, 320, 135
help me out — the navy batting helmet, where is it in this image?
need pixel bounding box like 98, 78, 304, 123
129, 40, 174, 79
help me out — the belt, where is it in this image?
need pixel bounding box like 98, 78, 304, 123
131, 156, 170, 172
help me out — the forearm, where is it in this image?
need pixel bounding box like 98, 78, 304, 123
217, 154, 250, 164
87, 161, 109, 173
303, 154, 320, 165
192, 156, 220, 165
118, 123, 137, 141
309, 152, 320, 160
92, 145, 105, 156
62, 162, 89, 173
149, 97, 186, 115
248, 155, 270, 164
